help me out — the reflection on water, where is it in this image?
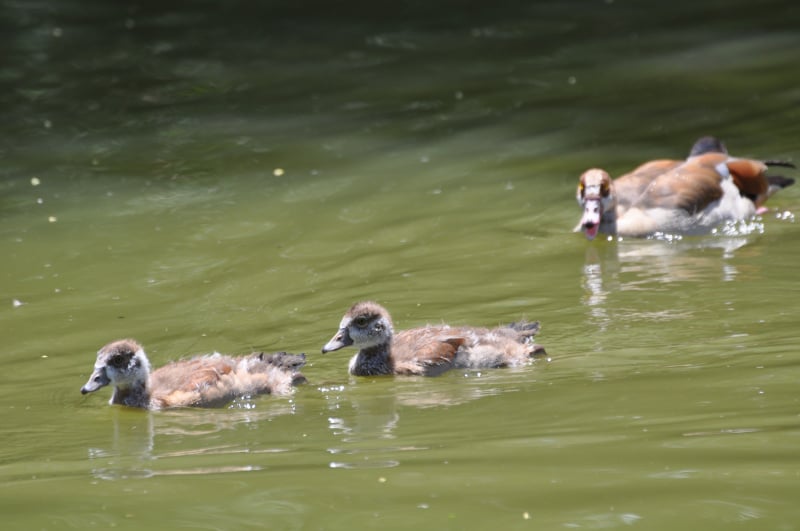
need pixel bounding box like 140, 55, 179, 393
582, 235, 757, 310
615, 236, 752, 286
563, 511, 643, 528
579, 234, 769, 357
87, 403, 299, 480
87, 410, 155, 480
324, 383, 416, 470
321, 367, 545, 470
581, 247, 612, 332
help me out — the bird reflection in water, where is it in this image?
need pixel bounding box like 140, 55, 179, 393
87, 402, 299, 480
580, 235, 758, 333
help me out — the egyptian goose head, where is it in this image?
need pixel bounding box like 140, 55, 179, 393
575, 168, 615, 240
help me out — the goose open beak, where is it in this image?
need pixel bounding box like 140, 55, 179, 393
578, 198, 602, 240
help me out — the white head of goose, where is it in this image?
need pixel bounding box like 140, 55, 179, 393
575, 136, 795, 240
80, 339, 306, 409
321, 301, 546, 376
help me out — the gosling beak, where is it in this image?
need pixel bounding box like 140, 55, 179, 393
322, 328, 353, 354
81, 366, 110, 394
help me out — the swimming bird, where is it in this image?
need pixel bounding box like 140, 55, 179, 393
80, 339, 306, 409
321, 301, 546, 376
575, 136, 795, 240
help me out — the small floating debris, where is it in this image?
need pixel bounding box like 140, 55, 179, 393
31, 177, 41, 186
48, 216, 57, 223
12, 299, 24, 308
273, 168, 285, 177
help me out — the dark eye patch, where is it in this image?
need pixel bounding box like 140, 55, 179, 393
108, 355, 129, 369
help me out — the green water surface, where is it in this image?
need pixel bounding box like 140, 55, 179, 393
2, 1, 799, 529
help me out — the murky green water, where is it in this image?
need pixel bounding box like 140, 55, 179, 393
2, 1, 799, 529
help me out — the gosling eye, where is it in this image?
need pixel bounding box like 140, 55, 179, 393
353, 316, 369, 328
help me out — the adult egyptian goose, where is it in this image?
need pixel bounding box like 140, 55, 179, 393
575, 136, 795, 240
321, 301, 546, 376
80, 339, 306, 409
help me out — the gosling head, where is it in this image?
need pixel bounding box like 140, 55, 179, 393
80, 339, 151, 395
322, 301, 394, 353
